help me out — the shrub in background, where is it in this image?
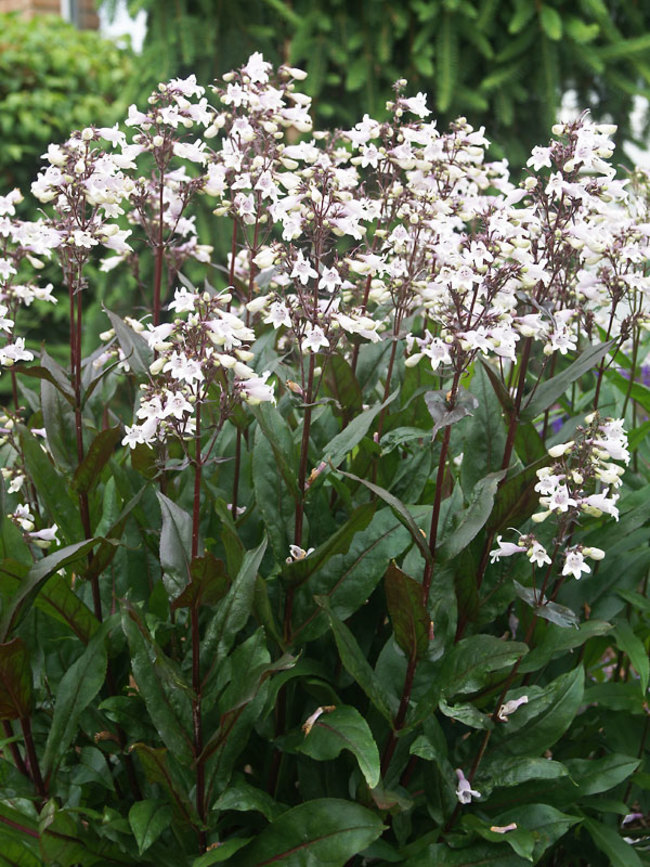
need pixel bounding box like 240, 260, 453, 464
0, 13, 133, 194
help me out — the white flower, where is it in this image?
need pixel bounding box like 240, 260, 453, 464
302, 325, 329, 354
402, 92, 431, 118
562, 548, 591, 580
455, 768, 481, 805
489, 535, 526, 563
527, 540, 551, 568
497, 695, 529, 722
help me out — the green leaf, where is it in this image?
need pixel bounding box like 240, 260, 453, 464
439, 470, 505, 562
479, 755, 569, 789
42, 619, 110, 778
0, 638, 32, 719
71, 427, 121, 494
299, 705, 381, 788
30, 572, 99, 644
0, 537, 99, 640
212, 778, 285, 821
316, 598, 397, 722
128, 800, 172, 856
461, 814, 535, 861
226, 798, 385, 867
385, 562, 429, 660
171, 553, 229, 610
520, 341, 614, 421
192, 838, 252, 865
337, 470, 433, 567
200, 538, 266, 678
325, 388, 399, 469
583, 817, 642, 867
253, 428, 294, 559
565, 753, 640, 797
440, 635, 528, 697
122, 605, 194, 763
519, 619, 611, 673
282, 502, 376, 587
492, 804, 579, 863
539, 5, 562, 40
19, 427, 83, 544
439, 696, 492, 730
461, 363, 507, 491
614, 620, 649, 695
500, 667, 584, 755
41, 379, 77, 472
156, 492, 192, 599
323, 350, 364, 421
130, 744, 196, 825
251, 402, 299, 498
513, 580, 579, 628
105, 309, 153, 377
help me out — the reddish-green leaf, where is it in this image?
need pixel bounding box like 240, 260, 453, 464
385, 562, 429, 661
0, 638, 32, 720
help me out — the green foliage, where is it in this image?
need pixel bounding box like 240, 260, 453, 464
0, 13, 133, 194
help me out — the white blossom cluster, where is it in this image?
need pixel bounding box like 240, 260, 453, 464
120, 286, 275, 449
0, 189, 60, 370
491, 414, 629, 580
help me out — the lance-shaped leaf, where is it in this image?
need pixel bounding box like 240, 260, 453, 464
460, 814, 535, 862
425, 387, 479, 440
325, 388, 399, 469
226, 798, 385, 867
42, 619, 110, 778
520, 340, 614, 422
0, 560, 99, 645
200, 538, 267, 681
337, 470, 433, 567
439, 470, 506, 562
298, 705, 381, 788
129, 800, 172, 856
520, 619, 611, 673
583, 817, 643, 867
0, 537, 100, 640
71, 427, 121, 494
122, 604, 194, 763
41, 379, 76, 472
323, 354, 363, 421
156, 492, 192, 599
499, 667, 584, 756
440, 635, 528, 697
513, 580, 579, 629
129, 744, 197, 825
105, 309, 153, 377
316, 597, 397, 723
171, 553, 230, 610
384, 562, 429, 661
251, 402, 299, 499
614, 620, 649, 695
0, 638, 32, 720
282, 502, 376, 586
19, 427, 83, 544
86, 488, 144, 584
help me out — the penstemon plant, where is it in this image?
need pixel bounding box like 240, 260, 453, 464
1, 52, 650, 866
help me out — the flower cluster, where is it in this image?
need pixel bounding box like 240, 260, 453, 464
491, 414, 628, 581
120, 286, 275, 449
